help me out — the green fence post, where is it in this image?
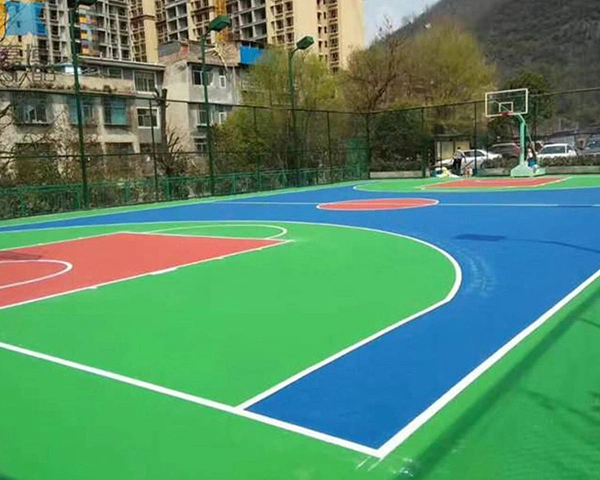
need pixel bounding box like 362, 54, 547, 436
327, 111, 333, 184
19, 189, 26, 217
473, 102, 479, 176
149, 97, 160, 201
365, 112, 372, 179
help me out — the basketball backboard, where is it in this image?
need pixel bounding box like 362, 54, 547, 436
485, 88, 529, 118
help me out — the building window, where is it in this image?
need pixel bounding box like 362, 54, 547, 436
14, 97, 48, 124
194, 137, 207, 153
104, 98, 128, 126
134, 71, 156, 92
137, 107, 158, 127
217, 105, 228, 124
197, 105, 209, 126
68, 98, 96, 125
192, 66, 214, 86
219, 67, 227, 88
106, 67, 123, 79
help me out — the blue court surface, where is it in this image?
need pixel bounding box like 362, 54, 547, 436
2, 182, 600, 457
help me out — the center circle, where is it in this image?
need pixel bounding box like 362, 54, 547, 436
318, 198, 439, 211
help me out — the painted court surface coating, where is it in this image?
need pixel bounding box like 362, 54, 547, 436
318, 198, 438, 210
0, 232, 282, 309
424, 177, 566, 189
1, 180, 600, 480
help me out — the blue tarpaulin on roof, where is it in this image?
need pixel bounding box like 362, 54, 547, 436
5, 1, 46, 36
240, 45, 264, 66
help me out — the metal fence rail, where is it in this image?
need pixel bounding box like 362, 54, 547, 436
0, 164, 367, 220
1, 85, 600, 219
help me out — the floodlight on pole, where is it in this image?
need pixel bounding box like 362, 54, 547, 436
68, 0, 97, 209
201, 14, 232, 195
288, 36, 314, 175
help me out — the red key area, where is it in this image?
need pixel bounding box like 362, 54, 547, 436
0, 233, 282, 310
425, 177, 565, 189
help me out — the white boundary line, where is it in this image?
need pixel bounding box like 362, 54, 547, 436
2, 219, 598, 459
376, 266, 600, 457
0, 260, 73, 290
0, 181, 364, 230
147, 223, 289, 240
315, 198, 440, 211
0, 232, 288, 312
222, 201, 319, 206
0, 340, 378, 457
0, 232, 122, 251
353, 176, 595, 194
420, 176, 572, 191
0, 220, 458, 458
237, 223, 461, 409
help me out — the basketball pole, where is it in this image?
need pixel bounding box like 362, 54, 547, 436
510, 113, 546, 178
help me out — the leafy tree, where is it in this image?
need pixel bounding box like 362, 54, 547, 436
215, 48, 344, 171
404, 19, 496, 106
341, 20, 408, 112
343, 18, 496, 112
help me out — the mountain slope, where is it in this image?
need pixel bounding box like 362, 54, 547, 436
401, 0, 600, 90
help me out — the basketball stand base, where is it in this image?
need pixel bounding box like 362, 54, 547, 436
511, 164, 547, 178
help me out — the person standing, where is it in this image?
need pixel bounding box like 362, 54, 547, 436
452, 148, 466, 175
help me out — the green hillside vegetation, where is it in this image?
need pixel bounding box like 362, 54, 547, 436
402, 0, 600, 89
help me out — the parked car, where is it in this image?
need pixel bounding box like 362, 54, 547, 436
536, 143, 578, 160
440, 149, 502, 172
581, 140, 600, 156
488, 143, 521, 160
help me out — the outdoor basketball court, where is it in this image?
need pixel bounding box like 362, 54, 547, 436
1, 176, 600, 479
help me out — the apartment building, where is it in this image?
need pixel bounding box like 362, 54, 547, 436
156, 0, 364, 71
0, 59, 166, 161
0, 0, 159, 67
159, 40, 243, 154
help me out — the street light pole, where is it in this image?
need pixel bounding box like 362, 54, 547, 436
287, 36, 314, 176
68, 0, 94, 208
200, 14, 231, 196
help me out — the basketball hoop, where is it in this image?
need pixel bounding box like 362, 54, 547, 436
501, 111, 511, 118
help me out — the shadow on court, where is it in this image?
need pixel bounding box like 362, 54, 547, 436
455, 233, 600, 256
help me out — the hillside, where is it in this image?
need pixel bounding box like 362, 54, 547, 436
400, 0, 600, 91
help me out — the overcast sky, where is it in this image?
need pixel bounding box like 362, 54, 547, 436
364, 0, 434, 43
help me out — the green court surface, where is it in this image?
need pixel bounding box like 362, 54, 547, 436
2, 217, 599, 479
400, 276, 600, 479
0, 221, 456, 479
357, 175, 600, 193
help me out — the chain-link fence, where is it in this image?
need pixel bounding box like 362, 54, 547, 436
2, 86, 600, 219
369, 87, 600, 174
0, 89, 370, 219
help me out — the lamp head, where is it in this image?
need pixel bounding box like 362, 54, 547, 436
208, 15, 232, 33
296, 36, 315, 51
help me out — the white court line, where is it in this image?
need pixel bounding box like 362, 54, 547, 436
0, 233, 288, 312
223, 201, 319, 205
440, 203, 559, 208
0, 232, 122, 251
316, 198, 439, 211
440, 203, 600, 208
0, 340, 378, 457
376, 266, 600, 457
354, 176, 600, 194
0, 181, 364, 230
3, 219, 598, 458
0, 260, 73, 290
237, 224, 462, 410
147, 223, 289, 240
419, 176, 572, 191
